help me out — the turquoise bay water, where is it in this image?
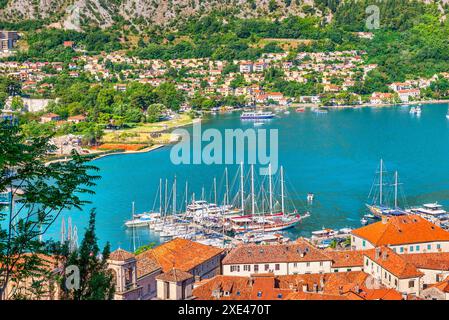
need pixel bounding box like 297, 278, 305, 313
47, 103, 449, 250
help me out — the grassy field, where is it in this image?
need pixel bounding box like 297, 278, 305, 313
102, 114, 193, 145
255, 38, 314, 50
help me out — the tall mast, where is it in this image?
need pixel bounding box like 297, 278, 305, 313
164, 179, 168, 216
280, 166, 285, 214
159, 178, 162, 214
173, 176, 177, 215
394, 171, 398, 209
213, 177, 217, 204
269, 163, 273, 214
132, 201, 136, 252
379, 159, 383, 206
240, 162, 244, 214
225, 167, 229, 207
201, 186, 205, 201
185, 181, 188, 212
251, 164, 255, 215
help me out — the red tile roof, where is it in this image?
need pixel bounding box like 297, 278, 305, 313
109, 248, 135, 262
364, 246, 424, 279
326, 250, 366, 268
150, 238, 223, 273
222, 238, 331, 265
402, 252, 449, 271
352, 215, 449, 246
135, 249, 161, 278
156, 268, 193, 282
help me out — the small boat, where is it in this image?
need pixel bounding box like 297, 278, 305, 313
410, 106, 421, 115
360, 217, 368, 225
240, 111, 275, 120
296, 107, 305, 113
253, 121, 265, 127
446, 114, 449, 120
312, 107, 328, 114
284, 110, 290, 115
307, 193, 314, 203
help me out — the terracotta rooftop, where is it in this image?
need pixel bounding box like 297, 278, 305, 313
156, 268, 193, 283
192, 274, 295, 300
402, 252, 449, 271
222, 238, 331, 265
352, 215, 449, 246
109, 248, 135, 262
135, 249, 162, 278
364, 246, 424, 279
150, 238, 223, 273
326, 250, 366, 268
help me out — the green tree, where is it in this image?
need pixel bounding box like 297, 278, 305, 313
0, 122, 99, 300
60, 209, 115, 300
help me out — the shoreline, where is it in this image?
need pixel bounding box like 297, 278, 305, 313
45, 117, 201, 165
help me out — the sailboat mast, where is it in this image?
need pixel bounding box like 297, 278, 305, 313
159, 178, 163, 214
240, 162, 244, 214
394, 171, 398, 209
132, 201, 136, 252
251, 164, 255, 215
164, 179, 168, 216
173, 176, 177, 215
281, 166, 285, 214
185, 181, 188, 212
379, 159, 383, 206
213, 177, 217, 204
225, 167, 229, 207
269, 163, 273, 214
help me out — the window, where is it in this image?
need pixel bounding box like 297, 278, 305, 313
437, 244, 441, 250
293, 263, 297, 267
416, 245, 420, 252
409, 280, 415, 288
306, 262, 310, 267
243, 265, 251, 272
254, 265, 259, 273
400, 247, 404, 253
389, 275, 391, 282
334, 270, 339, 273
395, 279, 398, 286
427, 244, 431, 250
365, 259, 368, 266
265, 264, 269, 271
319, 262, 323, 267
384, 272, 387, 279
410, 246, 414, 252
347, 268, 351, 272
275, 264, 280, 271
277, 294, 283, 299
230, 265, 240, 273
362, 240, 366, 247
257, 291, 262, 298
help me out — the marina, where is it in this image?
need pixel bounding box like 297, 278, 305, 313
43, 103, 449, 251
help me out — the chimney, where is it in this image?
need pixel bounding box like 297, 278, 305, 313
320, 276, 325, 289
375, 247, 381, 260
382, 250, 388, 260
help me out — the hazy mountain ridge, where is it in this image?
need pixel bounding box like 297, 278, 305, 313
0, 0, 319, 29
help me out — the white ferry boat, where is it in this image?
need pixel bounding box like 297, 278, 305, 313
407, 203, 449, 223
240, 111, 275, 120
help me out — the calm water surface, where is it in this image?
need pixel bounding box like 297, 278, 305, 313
47, 103, 449, 250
